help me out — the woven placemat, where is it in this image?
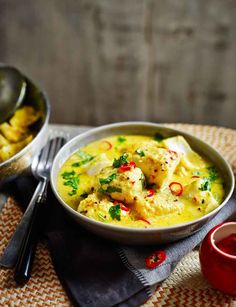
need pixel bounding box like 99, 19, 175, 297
0, 124, 236, 306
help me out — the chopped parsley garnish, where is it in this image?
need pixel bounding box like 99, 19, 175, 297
198, 166, 219, 192
80, 192, 89, 199
109, 204, 121, 221
154, 133, 164, 142
62, 171, 79, 196
117, 136, 126, 144
98, 213, 107, 222
98, 186, 122, 194
62, 171, 76, 179
140, 173, 146, 189
207, 166, 218, 182
71, 151, 94, 167
113, 153, 129, 168
98, 187, 104, 194
199, 178, 211, 191
106, 186, 122, 193
99, 173, 117, 185
135, 149, 145, 157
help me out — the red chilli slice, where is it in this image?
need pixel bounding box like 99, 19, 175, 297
100, 140, 112, 151
192, 175, 200, 179
120, 205, 130, 212
113, 201, 130, 212
138, 218, 151, 225
147, 189, 155, 197
118, 161, 136, 173
145, 250, 166, 269
169, 182, 183, 196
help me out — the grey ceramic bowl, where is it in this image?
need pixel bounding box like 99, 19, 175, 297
50, 122, 235, 245
0, 65, 50, 185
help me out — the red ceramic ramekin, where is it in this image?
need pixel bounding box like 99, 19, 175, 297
199, 222, 236, 295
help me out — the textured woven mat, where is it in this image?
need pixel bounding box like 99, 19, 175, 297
0, 123, 236, 307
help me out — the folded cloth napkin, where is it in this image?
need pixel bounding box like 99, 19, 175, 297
1, 175, 236, 307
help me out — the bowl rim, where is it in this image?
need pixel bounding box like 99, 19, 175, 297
211, 222, 236, 260
0, 65, 50, 168
50, 121, 235, 233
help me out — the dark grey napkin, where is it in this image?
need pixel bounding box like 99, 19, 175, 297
2, 176, 149, 307
1, 175, 235, 307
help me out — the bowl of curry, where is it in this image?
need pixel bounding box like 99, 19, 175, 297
50, 122, 234, 244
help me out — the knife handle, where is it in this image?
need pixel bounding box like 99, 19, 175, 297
14, 185, 47, 285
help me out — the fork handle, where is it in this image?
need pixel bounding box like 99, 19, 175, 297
0, 181, 44, 268
14, 180, 48, 285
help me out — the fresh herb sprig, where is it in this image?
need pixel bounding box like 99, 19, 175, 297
135, 149, 145, 157
113, 153, 129, 168
140, 173, 146, 189
99, 173, 117, 185
98, 213, 107, 222
62, 171, 80, 196
117, 136, 126, 144
106, 186, 122, 193
198, 166, 219, 192
98, 186, 122, 194
199, 178, 211, 191
71, 151, 94, 167
154, 133, 164, 142
207, 166, 218, 182
109, 204, 121, 221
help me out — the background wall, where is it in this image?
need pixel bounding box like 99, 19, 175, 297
0, 0, 236, 127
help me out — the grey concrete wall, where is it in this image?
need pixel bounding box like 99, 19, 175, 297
0, 0, 236, 128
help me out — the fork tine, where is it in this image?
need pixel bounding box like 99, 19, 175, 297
31, 149, 41, 172
45, 138, 59, 170
38, 139, 52, 170
32, 141, 47, 174
55, 137, 66, 153
45, 137, 66, 171
33, 137, 66, 179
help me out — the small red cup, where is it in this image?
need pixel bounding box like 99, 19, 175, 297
199, 222, 236, 295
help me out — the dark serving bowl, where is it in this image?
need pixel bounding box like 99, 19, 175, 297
0, 65, 50, 185
51, 122, 235, 245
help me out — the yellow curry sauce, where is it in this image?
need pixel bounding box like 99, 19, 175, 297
57, 134, 224, 228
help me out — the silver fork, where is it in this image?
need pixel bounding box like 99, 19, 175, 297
0, 137, 65, 281
14, 137, 66, 284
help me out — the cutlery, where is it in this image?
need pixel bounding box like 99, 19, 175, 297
0, 66, 27, 123
0, 181, 44, 268
0, 138, 65, 280
13, 137, 66, 285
